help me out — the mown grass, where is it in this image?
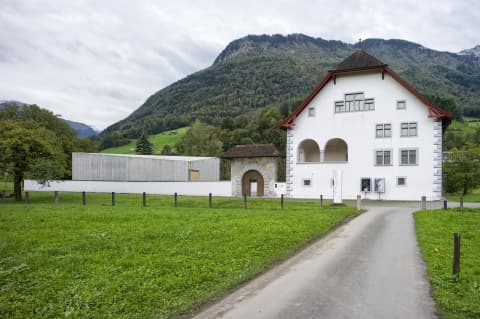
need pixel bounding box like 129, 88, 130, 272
415, 209, 480, 319
0, 193, 356, 318
446, 188, 480, 203
100, 127, 188, 155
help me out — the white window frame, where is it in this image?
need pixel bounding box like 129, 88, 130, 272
334, 91, 375, 113
397, 100, 406, 110
375, 123, 392, 138
375, 149, 393, 166
302, 179, 312, 187
400, 148, 418, 166
397, 176, 407, 186
400, 122, 417, 137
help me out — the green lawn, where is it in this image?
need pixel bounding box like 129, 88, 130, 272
446, 188, 480, 203
0, 193, 356, 318
415, 209, 480, 319
101, 127, 189, 154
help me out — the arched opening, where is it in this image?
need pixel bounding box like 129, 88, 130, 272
297, 139, 320, 162
242, 170, 264, 197
324, 138, 348, 162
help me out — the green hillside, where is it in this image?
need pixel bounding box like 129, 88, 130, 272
101, 127, 188, 154
97, 34, 480, 149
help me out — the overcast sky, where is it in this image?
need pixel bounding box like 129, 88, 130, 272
1, 0, 479, 130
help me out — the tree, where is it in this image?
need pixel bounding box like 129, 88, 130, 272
135, 130, 153, 155
0, 120, 67, 201
175, 121, 223, 156
161, 144, 172, 155
443, 145, 480, 196
0, 104, 97, 200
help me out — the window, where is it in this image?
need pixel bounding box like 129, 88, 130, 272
303, 179, 312, 187
335, 101, 345, 113
308, 107, 315, 117
374, 178, 386, 193
397, 177, 406, 186
375, 150, 392, 166
401, 122, 417, 137
361, 178, 371, 192
334, 92, 375, 113
397, 100, 406, 109
376, 123, 392, 138
400, 149, 417, 165
365, 98, 375, 110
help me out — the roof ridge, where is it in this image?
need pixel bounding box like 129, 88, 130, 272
335, 49, 386, 71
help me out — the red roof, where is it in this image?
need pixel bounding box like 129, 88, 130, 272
279, 50, 452, 129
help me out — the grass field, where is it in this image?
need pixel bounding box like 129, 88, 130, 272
100, 127, 189, 155
0, 193, 357, 318
415, 209, 480, 319
446, 188, 480, 203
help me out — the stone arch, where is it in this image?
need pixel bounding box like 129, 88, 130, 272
242, 170, 264, 197
324, 138, 348, 162
235, 164, 271, 197
297, 139, 320, 162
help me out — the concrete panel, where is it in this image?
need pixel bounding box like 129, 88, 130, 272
72, 153, 218, 182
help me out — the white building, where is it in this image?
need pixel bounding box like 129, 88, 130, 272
279, 50, 452, 201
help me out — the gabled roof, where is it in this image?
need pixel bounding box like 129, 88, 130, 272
336, 49, 386, 71
279, 50, 452, 130
222, 144, 282, 158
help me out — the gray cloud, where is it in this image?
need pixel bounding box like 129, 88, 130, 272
0, 0, 478, 130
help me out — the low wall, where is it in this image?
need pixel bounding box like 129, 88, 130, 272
24, 180, 232, 197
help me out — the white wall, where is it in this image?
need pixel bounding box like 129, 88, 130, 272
24, 180, 232, 196
288, 71, 442, 201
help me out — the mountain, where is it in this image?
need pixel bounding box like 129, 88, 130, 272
460, 45, 480, 57
63, 120, 98, 138
95, 34, 479, 148
0, 100, 98, 138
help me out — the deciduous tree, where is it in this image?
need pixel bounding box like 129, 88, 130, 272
0, 104, 97, 200
444, 145, 480, 196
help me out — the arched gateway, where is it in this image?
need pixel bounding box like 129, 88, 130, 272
242, 170, 264, 197
222, 144, 282, 197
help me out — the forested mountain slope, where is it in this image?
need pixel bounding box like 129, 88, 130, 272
98, 34, 480, 149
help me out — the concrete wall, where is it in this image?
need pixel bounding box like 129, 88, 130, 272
72, 153, 219, 182
24, 180, 231, 196
189, 158, 220, 181
288, 71, 442, 201
230, 157, 279, 197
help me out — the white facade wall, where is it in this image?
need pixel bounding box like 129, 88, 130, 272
288, 72, 442, 201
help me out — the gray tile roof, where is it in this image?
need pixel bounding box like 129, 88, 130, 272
335, 49, 386, 71
222, 144, 282, 158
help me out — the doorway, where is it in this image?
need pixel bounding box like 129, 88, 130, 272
242, 170, 264, 197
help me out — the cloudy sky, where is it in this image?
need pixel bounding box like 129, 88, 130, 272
1, 0, 479, 130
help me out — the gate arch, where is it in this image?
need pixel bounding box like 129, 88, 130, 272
242, 170, 264, 197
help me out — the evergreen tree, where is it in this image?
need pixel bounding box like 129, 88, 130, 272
135, 130, 153, 155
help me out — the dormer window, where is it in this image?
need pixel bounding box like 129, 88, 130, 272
335, 92, 375, 113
